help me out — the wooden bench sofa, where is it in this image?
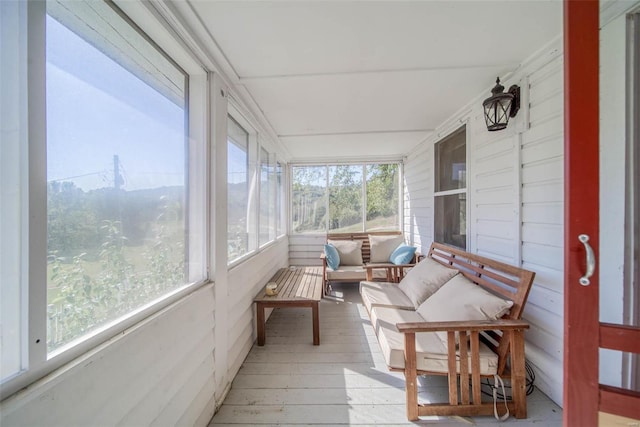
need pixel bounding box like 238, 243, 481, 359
360, 242, 535, 420
321, 231, 420, 294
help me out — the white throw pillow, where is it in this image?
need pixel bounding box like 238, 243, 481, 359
369, 234, 405, 263
397, 257, 459, 308
416, 274, 514, 344
327, 239, 363, 266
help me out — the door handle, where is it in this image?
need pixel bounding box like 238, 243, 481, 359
578, 234, 595, 286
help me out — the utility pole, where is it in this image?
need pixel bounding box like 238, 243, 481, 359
113, 155, 124, 190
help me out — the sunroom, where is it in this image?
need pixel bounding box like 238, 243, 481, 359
1, 0, 639, 426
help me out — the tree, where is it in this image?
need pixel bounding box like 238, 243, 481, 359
366, 164, 398, 221
328, 165, 362, 231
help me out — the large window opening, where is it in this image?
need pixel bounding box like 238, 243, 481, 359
328, 165, 363, 232
227, 114, 283, 265
292, 166, 328, 234
45, 1, 192, 354
291, 163, 400, 234
276, 161, 285, 236
1, 0, 207, 392
434, 127, 467, 249
259, 147, 276, 246
227, 117, 250, 262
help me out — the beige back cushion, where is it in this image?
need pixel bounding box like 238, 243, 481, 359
416, 274, 514, 344
369, 234, 405, 263
327, 239, 363, 266
398, 257, 459, 308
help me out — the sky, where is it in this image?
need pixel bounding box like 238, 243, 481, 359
46, 15, 186, 192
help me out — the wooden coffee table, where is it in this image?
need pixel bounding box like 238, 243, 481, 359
254, 266, 323, 346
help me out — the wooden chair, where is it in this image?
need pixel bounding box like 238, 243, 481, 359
392, 243, 535, 420
322, 231, 419, 293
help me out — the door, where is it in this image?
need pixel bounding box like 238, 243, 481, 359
564, 1, 640, 425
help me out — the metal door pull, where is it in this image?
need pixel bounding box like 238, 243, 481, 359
578, 234, 595, 286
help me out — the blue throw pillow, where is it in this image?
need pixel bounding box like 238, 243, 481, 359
324, 244, 340, 270
389, 243, 417, 265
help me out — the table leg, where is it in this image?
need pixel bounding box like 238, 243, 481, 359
256, 302, 266, 346
312, 302, 320, 345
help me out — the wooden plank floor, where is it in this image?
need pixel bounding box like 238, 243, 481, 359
210, 282, 563, 426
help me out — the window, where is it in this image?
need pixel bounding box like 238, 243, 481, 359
259, 147, 275, 246
227, 117, 281, 263
366, 164, 400, 231
1, 0, 206, 389
269, 155, 278, 240
1, 0, 26, 379
291, 163, 401, 233
292, 166, 328, 233
329, 165, 363, 232
46, 3, 193, 353
276, 161, 285, 236
227, 117, 250, 262
434, 127, 467, 249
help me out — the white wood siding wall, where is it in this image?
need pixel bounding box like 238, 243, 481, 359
1, 285, 217, 426
518, 55, 565, 405
403, 144, 434, 250
289, 234, 325, 266
403, 39, 565, 406
226, 240, 290, 379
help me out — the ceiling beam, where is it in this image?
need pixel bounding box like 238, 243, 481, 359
238, 63, 519, 82
279, 129, 433, 138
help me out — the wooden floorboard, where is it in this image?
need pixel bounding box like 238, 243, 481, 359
210, 282, 563, 426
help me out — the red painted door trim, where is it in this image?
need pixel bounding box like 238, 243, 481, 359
563, 1, 600, 426
600, 386, 640, 420
600, 323, 640, 354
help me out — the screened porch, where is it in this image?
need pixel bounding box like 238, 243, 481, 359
2, 0, 639, 426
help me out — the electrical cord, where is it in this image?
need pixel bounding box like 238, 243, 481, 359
475, 360, 536, 400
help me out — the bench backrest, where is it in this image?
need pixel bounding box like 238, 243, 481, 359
427, 242, 536, 374
326, 231, 402, 264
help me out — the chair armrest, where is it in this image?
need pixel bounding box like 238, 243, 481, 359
365, 263, 415, 282
366, 263, 414, 269
320, 252, 328, 270
396, 319, 530, 334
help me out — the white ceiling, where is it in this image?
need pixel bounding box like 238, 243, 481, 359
184, 0, 562, 161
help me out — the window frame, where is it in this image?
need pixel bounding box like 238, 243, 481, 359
0, 0, 209, 399
433, 125, 468, 250
623, 10, 640, 388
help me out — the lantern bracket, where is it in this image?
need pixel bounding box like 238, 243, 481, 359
507, 84, 521, 118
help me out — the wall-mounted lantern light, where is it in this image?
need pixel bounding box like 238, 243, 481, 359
482, 77, 520, 131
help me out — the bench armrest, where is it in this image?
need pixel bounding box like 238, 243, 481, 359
396, 319, 530, 334
397, 318, 530, 418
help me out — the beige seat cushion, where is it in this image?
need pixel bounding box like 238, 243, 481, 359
370, 306, 498, 375
397, 257, 459, 308
369, 234, 405, 263
359, 281, 415, 312
327, 239, 363, 266
327, 265, 386, 282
